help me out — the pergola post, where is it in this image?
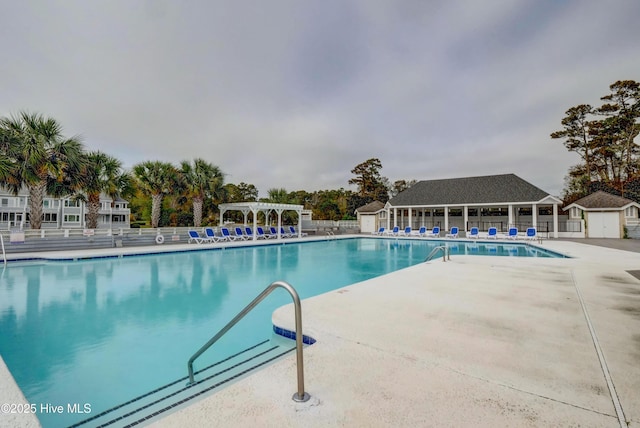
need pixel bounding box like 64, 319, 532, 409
553, 203, 558, 238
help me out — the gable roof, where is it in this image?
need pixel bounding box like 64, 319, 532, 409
388, 174, 556, 207
565, 191, 639, 210
355, 201, 385, 214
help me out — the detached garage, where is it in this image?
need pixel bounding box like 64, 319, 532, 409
355, 201, 386, 234
564, 191, 640, 238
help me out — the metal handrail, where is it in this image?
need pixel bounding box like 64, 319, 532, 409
1, 234, 6, 266
425, 245, 450, 262
186, 280, 310, 402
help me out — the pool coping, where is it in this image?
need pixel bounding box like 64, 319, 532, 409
1, 234, 562, 263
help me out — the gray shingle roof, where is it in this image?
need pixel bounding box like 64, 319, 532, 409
568, 191, 635, 209
388, 174, 552, 206
355, 201, 385, 213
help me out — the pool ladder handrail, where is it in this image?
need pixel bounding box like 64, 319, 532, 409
425, 245, 450, 262
1, 233, 6, 266
186, 280, 310, 402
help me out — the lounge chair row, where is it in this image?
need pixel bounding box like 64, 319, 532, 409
188, 226, 308, 244
469, 226, 538, 241
373, 226, 539, 241
372, 226, 457, 238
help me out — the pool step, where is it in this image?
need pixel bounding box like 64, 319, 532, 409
69, 339, 295, 428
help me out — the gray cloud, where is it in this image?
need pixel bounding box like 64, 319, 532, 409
2, 0, 639, 198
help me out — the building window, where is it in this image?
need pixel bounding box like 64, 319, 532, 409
570, 207, 582, 219
538, 207, 552, 215
481, 208, 507, 216
64, 214, 80, 222
518, 207, 532, 216
625, 206, 637, 218
64, 199, 80, 207
1, 198, 8, 207
43, 213, 58, 222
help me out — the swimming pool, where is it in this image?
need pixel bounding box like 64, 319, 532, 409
0, 238, 563, 426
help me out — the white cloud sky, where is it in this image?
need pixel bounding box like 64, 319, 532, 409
2, 0, 639, 198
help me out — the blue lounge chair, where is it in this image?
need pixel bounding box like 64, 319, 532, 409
204, 227, 221, 243
468, 227, 479, 239
506, 227, 518, 240
235, 227, 249, 240
372, 227, 385, 235
289, 226, 308, 237
523, 227, 538, 241
384, 226, 400, 236
445, 227, 459, 239
188, 230, 207, 244
245, 227, 255, 239
399, 227, 412, 236
256, 227, 274, 239
268, 226, 283, 238
426, 226, 440, 238
486, 227, 498, 239
410, 227, 427, 237
220, 227, 237, 241
280, 227, 293, 238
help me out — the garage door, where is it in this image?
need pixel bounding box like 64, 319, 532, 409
588, 212, 620, 238
360, 215, 377, 234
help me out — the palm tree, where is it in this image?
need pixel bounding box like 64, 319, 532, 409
0, 127, 16, 183
80, 151, 132, 229
0, 112, 85, 229
180, 158, 225, 227
133, 161, 179, 228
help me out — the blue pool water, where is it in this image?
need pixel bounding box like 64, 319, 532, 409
0, 238, 563, 426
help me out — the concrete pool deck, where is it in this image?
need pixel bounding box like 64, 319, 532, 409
154, 239, 640, 427
1, 237, 639, 427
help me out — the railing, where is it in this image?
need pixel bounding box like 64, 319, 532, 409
186, 280, 310, 403
425, 245, 450, 262
0, 233, 6, 266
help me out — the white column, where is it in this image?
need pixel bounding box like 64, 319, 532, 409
393, 208, 398, 228
276, 208, 283, 238
532, 204, 538, 231
408, 208, 412, 229
444, 207, 449, 232
252, 208, 258, 240
219, 208, 226, 226
508, 204, 513, 228
464, 206, 468, 232
553, 203, 558, 238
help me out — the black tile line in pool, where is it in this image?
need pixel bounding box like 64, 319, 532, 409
68, 339, 276, 427
104, 346, 296, 428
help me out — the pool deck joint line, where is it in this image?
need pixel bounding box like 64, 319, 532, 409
571, 269, 627, 427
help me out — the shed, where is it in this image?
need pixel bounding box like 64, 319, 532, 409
564, 191, 640, 238
355, 201, 386, 234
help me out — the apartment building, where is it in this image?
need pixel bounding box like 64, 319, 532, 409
0, 187, 131, 230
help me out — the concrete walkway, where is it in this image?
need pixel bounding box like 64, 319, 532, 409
155, 239, 640, 427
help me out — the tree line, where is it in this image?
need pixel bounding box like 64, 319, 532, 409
1, 112, 413, 228
552, 80, 640, 203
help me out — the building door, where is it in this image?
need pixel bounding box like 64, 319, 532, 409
588, 212, 620, 238
360, 215, 377, 233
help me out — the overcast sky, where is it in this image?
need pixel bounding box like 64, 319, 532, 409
2, 1, 639, 198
